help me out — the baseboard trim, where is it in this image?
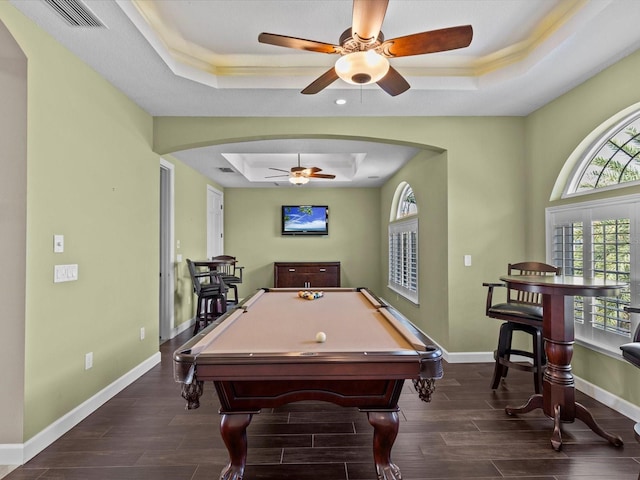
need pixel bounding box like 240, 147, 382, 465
0, 351, 161, 466
171, 317, 195, 338
0, 464, 18, 480
0, 444, 21, 468
575, 375, 640, 422
438, 343, 640, 422
426, 336, 494, 364
444, 350, 495, 363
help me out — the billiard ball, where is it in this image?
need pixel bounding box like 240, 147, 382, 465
315, 331, 326, 343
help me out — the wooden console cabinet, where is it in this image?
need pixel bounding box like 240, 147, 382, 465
274, 262, 340, 288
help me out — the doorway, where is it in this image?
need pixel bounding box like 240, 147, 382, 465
207, 185, 224, 258
159, 159, 175, 342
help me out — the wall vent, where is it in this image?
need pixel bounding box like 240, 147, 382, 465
43, 0, 105, 27
218, 167, 235, 173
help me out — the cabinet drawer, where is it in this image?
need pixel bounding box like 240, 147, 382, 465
274, 262, 340, 288
283, 266, 337, 274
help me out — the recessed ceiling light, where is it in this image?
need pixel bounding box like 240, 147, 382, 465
335, 99, 347, 105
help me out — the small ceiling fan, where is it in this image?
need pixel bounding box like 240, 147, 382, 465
266, 154, 336, 185
258, 0, 473, 96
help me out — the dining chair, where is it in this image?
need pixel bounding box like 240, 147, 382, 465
483, 261, 561, 393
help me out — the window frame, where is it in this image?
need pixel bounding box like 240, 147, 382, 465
564, 108, 640, 198
396, 183, 417, 218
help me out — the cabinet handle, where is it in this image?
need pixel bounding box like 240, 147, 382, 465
319, 268, 326, 272
288, 268, 296, 272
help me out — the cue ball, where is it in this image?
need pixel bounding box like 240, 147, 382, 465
315, 331, 327, 343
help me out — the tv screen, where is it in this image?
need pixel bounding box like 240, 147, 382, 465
281, 205, 329, 236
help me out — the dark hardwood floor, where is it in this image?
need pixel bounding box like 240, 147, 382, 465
6, 330, 640, 480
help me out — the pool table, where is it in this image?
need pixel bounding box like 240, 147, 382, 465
174, 287, 443, 480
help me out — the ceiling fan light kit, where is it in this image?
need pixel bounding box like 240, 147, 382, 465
335, 50, 389, 85
289, 175, 310, 186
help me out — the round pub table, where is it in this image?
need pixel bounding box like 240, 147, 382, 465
499, 274, 627, 450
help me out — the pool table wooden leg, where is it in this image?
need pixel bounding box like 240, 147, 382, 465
219, 412, 253, 480
367, 410, 401, 480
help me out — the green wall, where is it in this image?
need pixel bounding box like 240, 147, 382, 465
0, 14, 27, 447
379, 150, 449, 344
0, 2, 215, 441
166, 155, 224, 329
5, 3, 158, 438
525, 48, 640, 405
224, 188, 381, 295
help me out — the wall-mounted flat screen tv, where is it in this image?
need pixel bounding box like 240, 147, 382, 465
281, 205, 329, 236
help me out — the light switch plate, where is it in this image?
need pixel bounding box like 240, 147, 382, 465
54, 234, 64, 253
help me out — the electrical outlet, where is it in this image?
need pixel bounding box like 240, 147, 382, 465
85, 352, 93, 370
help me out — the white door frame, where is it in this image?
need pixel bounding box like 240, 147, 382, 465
207, 185, 224, 258
159, 158, 175, 341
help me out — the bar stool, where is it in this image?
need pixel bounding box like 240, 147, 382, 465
483, 262, 561, 393
621, 306, 640, 468
187, 259, 228, 334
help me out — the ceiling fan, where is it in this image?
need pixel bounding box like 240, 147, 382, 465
258, 0, 473, 96
266, 154, 336, 185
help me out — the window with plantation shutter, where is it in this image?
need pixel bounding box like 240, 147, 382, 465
547, 197, 637, 354
389, 183, 418, 304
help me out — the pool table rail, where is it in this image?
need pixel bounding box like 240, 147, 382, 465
174, 287, 443, 385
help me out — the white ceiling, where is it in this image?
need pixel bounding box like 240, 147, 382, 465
11, 0, 640, 187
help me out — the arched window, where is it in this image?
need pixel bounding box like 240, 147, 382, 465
388, 182, 418, 304
396, 183, 417, 218
567, 109, 640, 195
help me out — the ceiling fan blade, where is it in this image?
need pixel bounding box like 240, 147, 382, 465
376, 66, 410, 96
301, 68, 340, 94
269, 167, 290, 173
258, 33, 340, 54
309, 173, 336, 179
351, 0, 389, 45
265, 174, 290, 178
380, 25, 473, 58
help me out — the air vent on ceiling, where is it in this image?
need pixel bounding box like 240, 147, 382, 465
218, 167, 235, 173
43, 0, 105, 27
